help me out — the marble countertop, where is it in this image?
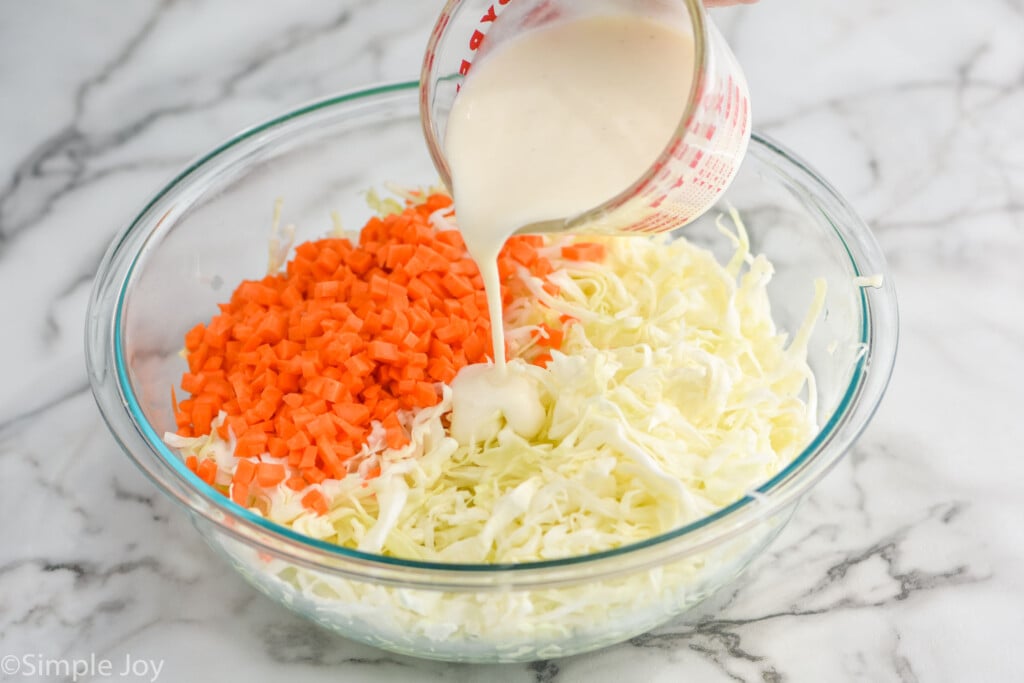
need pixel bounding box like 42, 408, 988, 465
2, 1, 1022, 681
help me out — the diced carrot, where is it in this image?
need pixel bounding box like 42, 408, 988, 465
435, 230, 464, 249
532, 352, 553, 367
334, 402, 370, 426
411, 382, 438, 406
302, 467, 326, 485
407, 278, 432, 301
268, 437, 288, 459
463, 332, 486, 362
286, 431, 311, 452
301, 489, 329, 515
317, 440, 345, 479
533, 323, 565, 349
367, 340, 400, 363
233, 459, 257, 484
299, 446, 318, 469
347, 249, 374, 274
434, 323, 462, 345
441, 273, 474, 298
191, 403, 214, 437
231, 481, 250, 506
255, 463, 286, 488
226, 415, 248, 440
508, 239, 538, 266
184, 323, 206, 351
308, 413, 337, 440
561, 242, 606, 262
196, 459, 218, 485
180, 373, 205, 394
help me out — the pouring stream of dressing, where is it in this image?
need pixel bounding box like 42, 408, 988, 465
445, 13, 694, 369
442, 12, 694, 440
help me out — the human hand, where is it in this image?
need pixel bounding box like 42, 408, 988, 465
704, 0, 758, 6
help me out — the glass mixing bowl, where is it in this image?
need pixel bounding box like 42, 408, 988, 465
86, 81, 897, 663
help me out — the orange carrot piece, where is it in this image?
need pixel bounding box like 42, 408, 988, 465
196, 459, 218, 485
367, 340, 400, 363
301, 489, 329, 515
561, 242, 606, 262
184, 323, 206, 351
231, 481, 250, 506
255, 463, 286, 488
233, 459, 257, 484
301, 469, 326, 487
532, 352, 553, 368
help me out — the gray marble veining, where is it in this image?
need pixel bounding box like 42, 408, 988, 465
2, 1, 1022, 681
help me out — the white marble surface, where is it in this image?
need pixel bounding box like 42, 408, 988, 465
1, 1, 1022, 681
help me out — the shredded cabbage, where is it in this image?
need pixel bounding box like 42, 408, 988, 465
853, 273, 884, 288
265, 198, 296, 275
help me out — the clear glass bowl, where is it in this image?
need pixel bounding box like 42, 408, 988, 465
86, 81, 898, 663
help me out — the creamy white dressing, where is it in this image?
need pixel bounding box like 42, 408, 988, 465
444, 13, 695, 427
449, 362, 546, 445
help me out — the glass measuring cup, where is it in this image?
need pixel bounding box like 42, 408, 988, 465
420, 0, 752, 236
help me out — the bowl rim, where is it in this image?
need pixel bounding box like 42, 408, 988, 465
87, 80, 898, 584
